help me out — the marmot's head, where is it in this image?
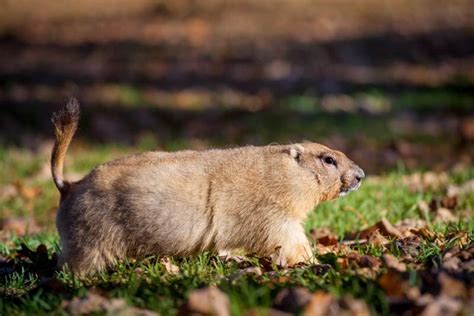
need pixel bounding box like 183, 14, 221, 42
286, 143, 365, 201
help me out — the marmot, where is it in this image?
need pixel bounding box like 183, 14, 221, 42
51, 99, 365, 275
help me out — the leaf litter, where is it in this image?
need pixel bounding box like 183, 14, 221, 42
1, 177, 473, 314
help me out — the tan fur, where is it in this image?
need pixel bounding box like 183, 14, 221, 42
51, 98, 80, 195
51, 100, 365, 275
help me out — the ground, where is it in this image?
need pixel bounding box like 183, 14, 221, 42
0, 1, 473, 315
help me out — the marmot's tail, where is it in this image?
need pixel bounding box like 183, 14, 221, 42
51, 98, 80, 195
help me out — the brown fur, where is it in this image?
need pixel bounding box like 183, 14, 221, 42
51, 98, 80, 195
51, 99, 365, 275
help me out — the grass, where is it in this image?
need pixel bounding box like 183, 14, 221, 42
0, 142, 473, 315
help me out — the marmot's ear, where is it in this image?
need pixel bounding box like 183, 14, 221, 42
287, 144, 304, 160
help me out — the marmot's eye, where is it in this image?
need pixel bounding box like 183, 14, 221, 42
323, 156, 336, 166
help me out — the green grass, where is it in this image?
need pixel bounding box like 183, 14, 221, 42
1, 144, 472, 315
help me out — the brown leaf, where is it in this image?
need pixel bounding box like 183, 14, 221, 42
434, 208, 456, 223
394, 219, 427, 237
438, 272, 466, 299
273, 287, 312, 314
394, 235, 422, 261
420, 295, 463, 316
0, 217, 41, 235
402, 172, 448, 193
382, 254, 407, 272
379, 218, 406, 239
447, 179, 474, 197
303, 291, 334, 316
410, 227, 436, 241
66, 292, 156, 316
440, 196, 458, 210
15, 181, 42, 200
160, 257, 180, 275
228, 267, 262, 282
303, 293, 370, 316
346, 253, 381, 269
67, 292, 110, 315
345, 218, 404, 242
310, 228, 338, 246
0, 184, 18, 199
245, 307, 292, 316
378, 271, 410, 299
460, 116, 474, 140
368, 230, 390, 246
339, 295, 371, 316
181, 286, 230, 316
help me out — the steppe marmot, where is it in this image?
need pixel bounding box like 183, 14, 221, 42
51, 99, 365, 275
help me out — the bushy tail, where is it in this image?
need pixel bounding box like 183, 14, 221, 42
51, 98, 80, 195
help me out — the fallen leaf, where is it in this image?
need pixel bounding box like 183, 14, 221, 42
402, 172, 448, 193
0, 184, 17, 199
67, 292, 106, 315
0, 217, 41, 235
382, 254, 407, 272
344, 218, 403, 242
310, 228, 338, 246
340, 295, 371, 316
438, 272, 466, 299
410, 227, 437, 241
447, 179, 474, 197
303, 291, 334, 316
15, 181, 42, 200
245, 307, 292, 316
160, 257, 180, 275
228, 266, 262, 282
434, 208, 456, 223
420, 295, 463, 316
66, 292, 157, 316
394, 219, 427, 237
440, 196, 458, 210
180, 286, 230, 316
345, 253, 381, 269
303, 292, 370, 316
378, 270, 411, 299
273, 287, 312, 314
368, 230, 390, 246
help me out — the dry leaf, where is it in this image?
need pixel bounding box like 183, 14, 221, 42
228, 267, 262, 282
303, 291, 334, 316
382, 254, 406, 272
447, 179, 474, 197
181, 286, 230, 316
245, 307, 292, 316
340, 295, 371, 316
0, 184, 17, 199
66, 292, 156, 316
440, 196, 458, 210
310, 228, 338, 246
420, 295, 463, 316
402, 172, 448, 193
273, 287, 312, 313
160, 257, 180, 275
434, 208, 456, 223
439, 272, 466, 299
0, 217, 41, 235
378, 271, 410, 299
15, 181, 42, 200
368, 230, 390, 246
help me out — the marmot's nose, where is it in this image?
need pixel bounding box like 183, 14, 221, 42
354, 167, 365, 182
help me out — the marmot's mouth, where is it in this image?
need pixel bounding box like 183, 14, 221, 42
339, 181, 362, 197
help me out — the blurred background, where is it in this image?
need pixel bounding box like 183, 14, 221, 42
1, 0, 473, 176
